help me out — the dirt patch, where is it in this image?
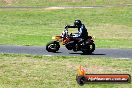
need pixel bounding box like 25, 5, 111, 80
45, 7, 65, 10
48, 0, 81, 2
3, 0, 14, 4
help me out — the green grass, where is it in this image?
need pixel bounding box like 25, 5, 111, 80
0, 54, 131, 88
0, 7, 132, 48
0, 2, 131, 88
0, 0, 132, 6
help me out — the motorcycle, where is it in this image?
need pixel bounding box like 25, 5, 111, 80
46, 28, 95, 54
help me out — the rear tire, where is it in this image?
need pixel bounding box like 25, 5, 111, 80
82, 43, 95, 54
46, 41, 60, 52
90, 43, 95, 52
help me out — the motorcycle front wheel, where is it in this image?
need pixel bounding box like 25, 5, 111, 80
46, 41, 60, 52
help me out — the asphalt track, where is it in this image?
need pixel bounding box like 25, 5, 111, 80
0, 45, 132, 59
0, 4, 132, 9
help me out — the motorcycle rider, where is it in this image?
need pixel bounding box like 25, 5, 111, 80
65, 20, 88, 43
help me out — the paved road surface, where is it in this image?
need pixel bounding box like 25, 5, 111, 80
0, 4, 132, 9
0, 45, 132, 58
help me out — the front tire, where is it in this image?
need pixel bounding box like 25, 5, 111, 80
46, 41, 60, 52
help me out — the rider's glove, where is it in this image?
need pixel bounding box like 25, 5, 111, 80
65, 25, 70, 29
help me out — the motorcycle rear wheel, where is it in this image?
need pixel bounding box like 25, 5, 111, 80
82, 43, 95, 54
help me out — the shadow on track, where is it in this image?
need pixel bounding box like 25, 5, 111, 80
69, 52, 106, 55
52, 52, 62, 53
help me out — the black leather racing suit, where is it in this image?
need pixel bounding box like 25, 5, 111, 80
65, 24, 88, 51
65, 24, 88, 40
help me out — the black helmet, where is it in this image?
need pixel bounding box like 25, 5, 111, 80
74, 20, 82, 27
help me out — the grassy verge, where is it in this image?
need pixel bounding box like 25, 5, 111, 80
0, 0, 132, 6
0, 7, 132, 48
0, 54, 131, 88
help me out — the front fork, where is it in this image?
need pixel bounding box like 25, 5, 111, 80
53, 41, 60, 49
